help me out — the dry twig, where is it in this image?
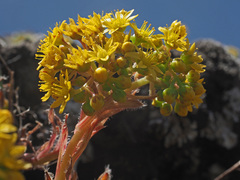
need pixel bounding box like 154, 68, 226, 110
0, 54, 14, 113
215, 160, 240, 180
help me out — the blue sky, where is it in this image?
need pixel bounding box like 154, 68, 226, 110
0, 0, 239, 48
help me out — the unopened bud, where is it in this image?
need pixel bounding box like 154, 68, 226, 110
160, 102, 173, 116
179, 85, 195, 102
181, 53, 192, 64
174, 102, 188, 117
90, 95, 105, 111
152, 97, 163, 107
122, 42, 135, 53
186, 70, 200, 82
82, 100, 95, 116
116, 56, 127, 68
163, 87, 178, 104
94, 67, 108, 83
171, 59, 186, 73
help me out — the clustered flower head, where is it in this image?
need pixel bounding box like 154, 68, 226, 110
36, 9, 206, 116
0, 109, 31, 179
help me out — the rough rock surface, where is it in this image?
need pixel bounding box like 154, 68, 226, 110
1, 33, 240, 180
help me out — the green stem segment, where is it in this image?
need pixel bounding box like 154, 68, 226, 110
126, 76, 149, 93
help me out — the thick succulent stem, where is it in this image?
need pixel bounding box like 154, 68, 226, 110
54, 96, 143, 180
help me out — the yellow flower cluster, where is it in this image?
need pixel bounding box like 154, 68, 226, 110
0, 109, 31, 180
36, 9, 205, 116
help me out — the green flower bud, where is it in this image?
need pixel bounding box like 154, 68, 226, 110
186, 70, 200, 82
181, 53, 192, 64
170, 58, 186, 73
160, 102, 173, 116
90, 95, 105, 111
181, 52, 203, 64
179, 85, 195, 102
163, 87, 178, 104
82, 99, 95, 116
152, 97, 163, 107
112, 88, 127, 102
94, 67, 108, 83
174, 102, 188, 117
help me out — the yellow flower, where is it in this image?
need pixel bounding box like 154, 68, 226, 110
51, 70, 72, 113
64, 46, 90, 72
0, 110, 16, 140
102, 9, 138, 34
36, 22, 68, 70
158, 20, 187, 51
37, 45, 66, 70
130, 21, 155, 47
39, 68, 58, 102
62, 12, 104, 41
132, 21, 155, 38
61, 18, 85, 40
0, 110, 31, 180
81, 12, 104, 35
138, 50, 158, 67
44, 22, 65, 46
88, 38, 119, 62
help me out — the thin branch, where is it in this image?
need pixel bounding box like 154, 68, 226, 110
0, 54, 14, 113
0, 68, 4, 108
215, 160, 240, 180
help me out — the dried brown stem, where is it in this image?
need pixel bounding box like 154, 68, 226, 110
0, 54, 14, 113
215, 160, 240, 180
